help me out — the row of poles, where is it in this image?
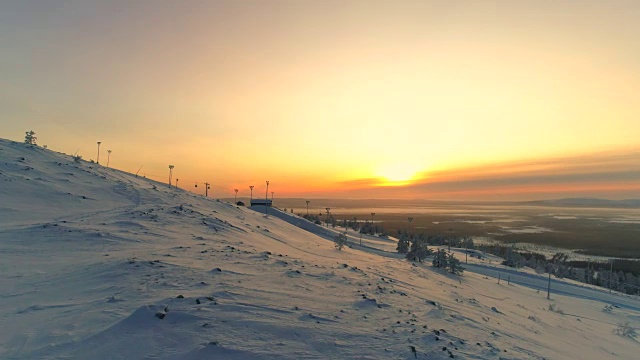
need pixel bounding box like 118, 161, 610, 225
167, 166, 276, 203
95, 141, 112, 167
94, 141, 274, 201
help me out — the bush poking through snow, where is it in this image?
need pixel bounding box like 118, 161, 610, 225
334, 233, 348, 250
548, 303, 564, 314
613, 322, 637, 339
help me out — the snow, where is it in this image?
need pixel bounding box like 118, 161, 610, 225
1, 138, 639, 359
499, 225, 554, 234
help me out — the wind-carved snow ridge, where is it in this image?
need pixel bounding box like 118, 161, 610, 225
1, 137, 639, 360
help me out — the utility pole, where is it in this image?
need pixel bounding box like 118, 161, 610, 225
204, 182, 210, 197
234, 189, 238, 204
106, 150, 111, 168
465, 237, 468, 264
326, 208, 331, 228
265, 181, 269, 216
609, 260, 614, 293
168, 165, 174, 188
96, 141, 101, 164
306, 200, 310, 216
371, 213, 375, 235
249, 185, 254, 203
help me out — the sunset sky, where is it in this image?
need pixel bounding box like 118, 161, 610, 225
2, 1, 639, 200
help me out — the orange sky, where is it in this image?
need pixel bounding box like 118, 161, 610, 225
2, 1, 639, 200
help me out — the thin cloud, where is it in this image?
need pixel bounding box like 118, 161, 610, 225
333, 148, 640, 200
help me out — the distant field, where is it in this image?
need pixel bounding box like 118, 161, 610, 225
273, 198, 640, 259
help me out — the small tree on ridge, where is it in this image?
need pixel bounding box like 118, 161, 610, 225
24, 130, 37, 145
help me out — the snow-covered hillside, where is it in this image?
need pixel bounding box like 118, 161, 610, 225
1, 138, 638, 359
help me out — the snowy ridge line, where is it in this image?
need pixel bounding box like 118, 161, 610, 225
1, 138, 639, 359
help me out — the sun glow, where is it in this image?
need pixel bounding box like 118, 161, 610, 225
376, 163, 422, 185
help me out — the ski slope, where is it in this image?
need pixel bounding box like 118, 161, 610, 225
1, 138, 639, 359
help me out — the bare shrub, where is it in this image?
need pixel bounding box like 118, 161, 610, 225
613, 322, 637, 339
548, 303, 564, 314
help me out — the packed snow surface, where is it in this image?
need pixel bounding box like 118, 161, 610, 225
1, 139, 639, 359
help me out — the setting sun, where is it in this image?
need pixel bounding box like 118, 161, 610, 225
1, 0, 639, 201
376, 163, 421, 185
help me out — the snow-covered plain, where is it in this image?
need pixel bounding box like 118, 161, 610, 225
1, 138, 638, 359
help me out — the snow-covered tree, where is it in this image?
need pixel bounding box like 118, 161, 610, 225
406, 234, 431, 262
448, 253, 464, 275
432, 249, 448, 268
24, 130, 37, 145
502, 247, 524, 268
334, 233, 348, 250
396, 230, 410, 254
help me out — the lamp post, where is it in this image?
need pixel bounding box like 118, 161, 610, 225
271, 191, 274, 201
249, 185, 254, 202
326, 208, 331, 228
234, 189, 238, 204
265, 181, 269, 199
96, 142, 101, 164
176, 178, 179, 189
106, 150, 111, 168
306, 200, 310, 216
465, 237, 468, 264
168, 165, 174, 188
